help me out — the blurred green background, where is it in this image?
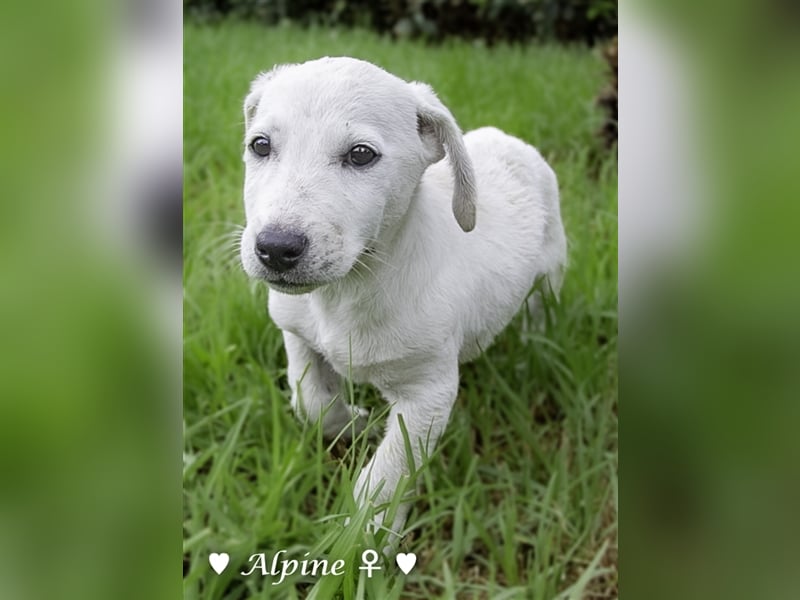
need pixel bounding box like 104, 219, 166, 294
621, 1, 800, 598
0, 1, 180, 599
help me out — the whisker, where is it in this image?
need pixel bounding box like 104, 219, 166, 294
352, 258, 369, 276
353, 257, 377, 280
362, 247, 397, 272
199, 223, 248, 271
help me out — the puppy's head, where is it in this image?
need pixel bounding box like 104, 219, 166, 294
240, 57, 475, 294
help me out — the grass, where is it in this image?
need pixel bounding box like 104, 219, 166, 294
184, 20, 617, 599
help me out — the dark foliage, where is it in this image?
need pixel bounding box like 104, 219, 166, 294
596, 35, 617, 148
184, 0, 617, 45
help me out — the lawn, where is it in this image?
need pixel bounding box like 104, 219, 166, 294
184, 20, 617, 599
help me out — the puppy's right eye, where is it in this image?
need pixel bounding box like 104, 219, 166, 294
250, 136, 271, 157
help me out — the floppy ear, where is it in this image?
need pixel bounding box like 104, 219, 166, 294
243, 65, 295, 130
411, 82, 477, 232
243, 87, 261, 130
243, 75, 266, 130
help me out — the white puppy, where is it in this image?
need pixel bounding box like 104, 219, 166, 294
240, 57, 566, 536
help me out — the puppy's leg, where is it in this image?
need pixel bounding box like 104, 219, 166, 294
283, 331, 368, 440
524, 270, 564, 330
354, 356, 459, 539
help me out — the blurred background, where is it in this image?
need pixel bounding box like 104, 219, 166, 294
621, 1, 800, 599
0, 1, 181, 599
184, 0, 617, 44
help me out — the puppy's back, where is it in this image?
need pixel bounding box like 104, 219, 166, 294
451, 127, 566, 359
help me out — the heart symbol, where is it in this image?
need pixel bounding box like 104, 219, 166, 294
209, 552, 230, 574
395, 552, 417, 574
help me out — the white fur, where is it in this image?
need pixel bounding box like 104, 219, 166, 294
240, 57, 566, 537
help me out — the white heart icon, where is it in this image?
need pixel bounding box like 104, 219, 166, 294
395, 552, 417, 574
209, 552, 230, 574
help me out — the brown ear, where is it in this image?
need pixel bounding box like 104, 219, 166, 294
411, 82, 477, 232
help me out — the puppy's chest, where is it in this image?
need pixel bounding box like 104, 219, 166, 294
271, 297, 420, 383
313, 318, 417, 382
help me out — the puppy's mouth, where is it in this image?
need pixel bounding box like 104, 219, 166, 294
256, 244, 374, 294
265, 277, 321, 295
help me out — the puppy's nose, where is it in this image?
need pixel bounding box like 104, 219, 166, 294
255, 226, 308, 273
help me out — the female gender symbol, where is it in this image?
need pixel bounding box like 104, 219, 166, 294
358, 549, 381, 578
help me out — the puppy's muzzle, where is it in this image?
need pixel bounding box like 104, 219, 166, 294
255, 226, 308, 273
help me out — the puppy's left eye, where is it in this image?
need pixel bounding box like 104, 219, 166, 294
347, 145, 378, 167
